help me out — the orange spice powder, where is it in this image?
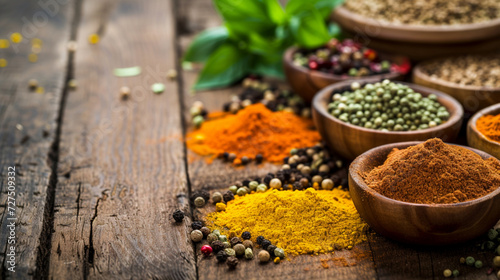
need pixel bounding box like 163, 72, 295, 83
477, 113, 500, 143
186, 104, 321, 164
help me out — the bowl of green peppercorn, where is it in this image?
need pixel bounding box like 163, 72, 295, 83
312, 79, 463, 160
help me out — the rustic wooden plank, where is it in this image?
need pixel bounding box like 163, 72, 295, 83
49, 0, 196, 279
175, 0, 377, 279
0, 0, 75, 278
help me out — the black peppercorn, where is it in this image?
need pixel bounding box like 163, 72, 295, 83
191, 221, 203, 230
263, 175, 273, 185
172, 209, 184, 223
230, 237, 242, 247
223, 191, 234, 202
216, 250, 228, 262
223, 152, 229, 160
211, 240, 225, 253
261, 239, 272, 250
255, 154, 263, 163
241, 231, 251, 240
283, 156, 289, 164
200, 227, 210, 237
242, 179, 251, 187
241, 156, 250, 165
267, 245, 277, 256
256, 236, 265, 245
226, 256, 239, 269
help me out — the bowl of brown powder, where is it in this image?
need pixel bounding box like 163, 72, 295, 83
414, 54, 500, 113
349, 138, 500, 245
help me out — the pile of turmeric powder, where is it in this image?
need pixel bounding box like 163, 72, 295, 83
477, 113, 500, 144
206, 188, 367, 255
186, 104, 321, 164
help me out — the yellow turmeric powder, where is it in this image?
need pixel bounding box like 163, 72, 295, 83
206, 188, 367, 255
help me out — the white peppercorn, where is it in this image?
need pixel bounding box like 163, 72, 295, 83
190, 230, 203, 242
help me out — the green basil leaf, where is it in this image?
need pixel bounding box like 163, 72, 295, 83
265, 0, 286, 25
183, 27, 229, 62
285, 0, 344, 19
194, 43, 250, 90
253, 56, 284, 78
214, 0, 273, 34
289, 9, 330, 48
247, 32, 284, 56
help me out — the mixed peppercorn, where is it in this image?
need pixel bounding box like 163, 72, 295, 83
328, 80, 450, 131
293, 39, 409, 77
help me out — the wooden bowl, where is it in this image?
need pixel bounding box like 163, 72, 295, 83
333, 6, 500, 61
349, 141, 500, 245
413, 62, 500, 113
467, 103, 500, 159
333, 6, 500, 44
312, 81, 463, 160
283, 46, 407, 103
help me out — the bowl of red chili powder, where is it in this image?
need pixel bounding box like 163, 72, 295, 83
349, 138, 500, 245
468, 103, 500, 160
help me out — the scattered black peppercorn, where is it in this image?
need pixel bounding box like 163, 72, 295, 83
267, 245, 277, 256
242, 179, 251, 187
172, 209, 184, 223
211, 240, 225, 253
241, 231, 251, 240
241, 156, 250, 165
230, 237, 242, 247
226, 256, 239, 269
191, 221, 203, 230
256, 236, 265, 245
216, 250, 228, 263
223, 191, 234, 202
261, 239, 272, 250
255, 154, 263, 163
222, 152, 229, 160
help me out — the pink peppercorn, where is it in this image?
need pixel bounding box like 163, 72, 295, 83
201, 245, 212, 256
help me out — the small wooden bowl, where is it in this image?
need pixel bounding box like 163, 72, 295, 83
413, 62, 500, 113
467, 103, 500, 159
333, 6, 500, 44
283, 46, 406, 103
349, 141, 500, 245
312, 81, 463, 160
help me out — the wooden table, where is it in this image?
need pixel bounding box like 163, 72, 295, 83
0, 0, 498, 279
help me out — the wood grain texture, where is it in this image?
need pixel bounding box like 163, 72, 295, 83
0, 0, 74, 278
49, 0, 196, 279
176, 0, 377, 279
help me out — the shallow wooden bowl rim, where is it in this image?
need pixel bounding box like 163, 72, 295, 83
334, 6, 500, 39
283, 46, 404, 81
468, 103, 500, 147
414, 63, 500, 92
350, 141, 500, 208
313, 80, 464, 135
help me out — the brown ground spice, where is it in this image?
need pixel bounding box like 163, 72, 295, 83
363, 138, 500, 204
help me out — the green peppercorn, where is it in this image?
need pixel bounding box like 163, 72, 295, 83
497, 245, 500, 255
443, 269, 452, 277
229, 185, 238, 194
236, 188, 247, 196
234, 244, 246, 256
248, 181, 259, 191
212, 229, 220, 237
193, 115, 204, 128
194, 197, 205, 208
245, 248, 254, 259
274, 248, 285, 258
225, 248, 236, 257
212, 192, 223, 203
256, 184, 267, 193
489, 229, 499, 240
474, 260, 483, 268
452, 270, 459, 277
223, 241, 231, 248
207, 233, 218, 244
219, 235, 228, 242
466, 256, 475, 266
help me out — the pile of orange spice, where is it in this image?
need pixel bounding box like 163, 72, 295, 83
186, 104, 321, 164
477, 113, 500, 143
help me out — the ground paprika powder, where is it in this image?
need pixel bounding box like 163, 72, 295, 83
364, 138, 500, 204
